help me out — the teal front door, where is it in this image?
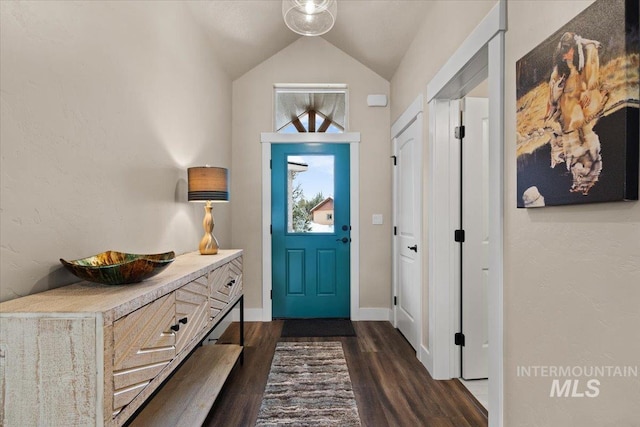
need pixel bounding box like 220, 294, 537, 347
272, 143, 350, 318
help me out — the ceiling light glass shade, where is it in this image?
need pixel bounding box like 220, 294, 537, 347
282, 0, 337, 36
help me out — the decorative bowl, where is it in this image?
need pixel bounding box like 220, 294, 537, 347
60, 250, 175, 285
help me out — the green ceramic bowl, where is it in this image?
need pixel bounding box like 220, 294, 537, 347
60, 250, 175, 285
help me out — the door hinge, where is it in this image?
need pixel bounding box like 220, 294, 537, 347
454, 229, 465, 242
393, 226, 397, 236
393, 296, 397, 306
270, 290, 273, 300
391, 155, 397, 166
454, 125, 465, 140
270, 224, 272, 235
455, 332, 465, 346
270, 159, 272, 169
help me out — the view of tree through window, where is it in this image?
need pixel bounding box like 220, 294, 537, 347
287, 155, 334, 233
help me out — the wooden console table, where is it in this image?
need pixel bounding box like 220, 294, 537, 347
0, 249, 243, 427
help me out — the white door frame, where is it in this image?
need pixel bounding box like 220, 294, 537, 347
260, 132, 361, 321
426, 2, 505, 427
391, 94, 424, 350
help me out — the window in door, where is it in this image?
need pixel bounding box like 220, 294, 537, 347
287, 155, 335, 233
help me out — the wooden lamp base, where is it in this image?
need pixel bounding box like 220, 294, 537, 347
199, 201, 219, 255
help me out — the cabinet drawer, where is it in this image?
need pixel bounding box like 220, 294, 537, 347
209, 256, 243, 321
111, 274, 210, 417
175, 275, 210, 354
112, 293, 176, 414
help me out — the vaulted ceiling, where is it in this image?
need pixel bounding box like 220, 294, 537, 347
186, 1, 432, 81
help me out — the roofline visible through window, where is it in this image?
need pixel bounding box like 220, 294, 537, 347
273, 84, 349, 132
276, 109, 345, 133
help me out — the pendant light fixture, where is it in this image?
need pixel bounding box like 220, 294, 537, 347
282, 0, 337, 36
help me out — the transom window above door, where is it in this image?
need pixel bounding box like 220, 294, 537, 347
274, 85, 347, 133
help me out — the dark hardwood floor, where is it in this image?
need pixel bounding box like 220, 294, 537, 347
204, 321, 487, 427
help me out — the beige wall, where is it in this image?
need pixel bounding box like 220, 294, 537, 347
231, 36, 391, 311
505, 1, 640, 425
390, 1, 497, 120
392, 0, 640, 425
0, 1, 232, 302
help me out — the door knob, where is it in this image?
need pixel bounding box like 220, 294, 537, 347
408, 244, 418, 252
336, 237, 351, 243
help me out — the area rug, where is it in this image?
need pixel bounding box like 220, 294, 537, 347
280, 319, 356, 338
255, 342, 361, 426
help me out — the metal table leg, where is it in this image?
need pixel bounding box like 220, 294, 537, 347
240, 295, 244, 365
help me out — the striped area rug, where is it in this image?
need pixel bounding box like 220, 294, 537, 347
255, 341, 361, 426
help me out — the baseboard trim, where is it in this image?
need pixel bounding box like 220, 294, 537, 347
419, 343, 434, 377
233, 308, 391, 322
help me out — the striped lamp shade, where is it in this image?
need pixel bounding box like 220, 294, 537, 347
187, 167, 229, 202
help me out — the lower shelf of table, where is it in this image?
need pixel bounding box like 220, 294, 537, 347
129, 344, 242, 427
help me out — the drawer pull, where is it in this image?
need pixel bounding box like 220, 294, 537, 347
170, 324, 180, 332
226, 279, 236, 287
179, 317, 188, 325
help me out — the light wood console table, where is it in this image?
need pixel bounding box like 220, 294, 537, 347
0, 249, 243, 427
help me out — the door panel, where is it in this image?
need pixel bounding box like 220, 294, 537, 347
317, 250, 337, 295
272, 143, 350, 318
399, 255, 417, 321
394, 117, 422, 350
286, 249, 305, 295
462, 97, 489, 379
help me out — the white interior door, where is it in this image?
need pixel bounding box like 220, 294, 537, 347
461, 97, 489, 379
394, 115, 422, 351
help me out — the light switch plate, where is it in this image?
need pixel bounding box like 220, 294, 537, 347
372, 214, 383, 225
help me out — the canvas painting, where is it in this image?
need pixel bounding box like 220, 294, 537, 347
516, 0, 639, 208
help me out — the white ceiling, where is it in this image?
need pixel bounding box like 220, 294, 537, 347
187, 0, 432, 81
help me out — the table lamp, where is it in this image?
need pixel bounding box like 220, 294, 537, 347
187, 166, 229, 255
